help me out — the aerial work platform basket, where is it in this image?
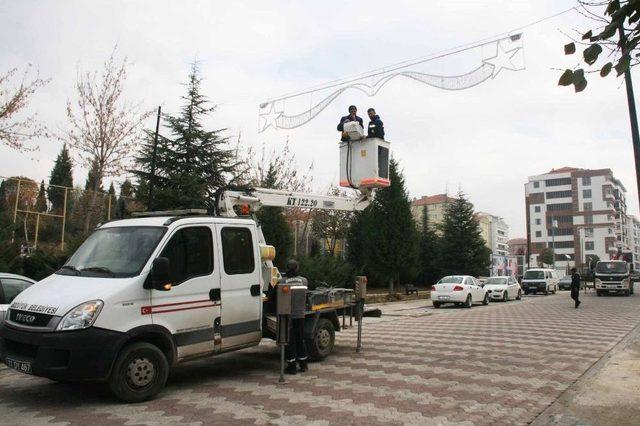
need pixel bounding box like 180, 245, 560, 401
339, 136, 390, 189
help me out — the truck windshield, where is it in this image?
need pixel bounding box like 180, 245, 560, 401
524, 270, 545, 279
595, 262, 628, 274
57, 226, 166, 278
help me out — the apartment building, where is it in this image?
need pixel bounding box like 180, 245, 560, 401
476, 212, 510, 256
410, 194, 456, 230
525, 167, 628, 271
625, 215, 640, 270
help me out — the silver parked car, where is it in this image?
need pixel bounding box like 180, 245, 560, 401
0, 273, 36, 325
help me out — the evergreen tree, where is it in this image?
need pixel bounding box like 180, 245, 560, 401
418, 205, 441, 285
47, 144, 73, 213
35, 180, 47, 212
119, 179, 133, 198
255, 164, 293, 269
438, 191, 491, 277
132, 62, 242, 210
116, 179, 134, 219
84, 160, 103, 192
347, 159, 419, 292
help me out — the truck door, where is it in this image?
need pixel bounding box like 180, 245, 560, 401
216, 224, 262, 350
149, 225, 221, 360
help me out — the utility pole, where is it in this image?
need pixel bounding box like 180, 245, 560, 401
148, 106, 161, 211
551, 217, 557, 271
618, 23, 640, 213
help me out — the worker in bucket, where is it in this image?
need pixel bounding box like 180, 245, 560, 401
366, 108, 385, 139
284, 259, 309, 374
337, 105, 364, 141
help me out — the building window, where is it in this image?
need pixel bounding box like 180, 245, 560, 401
583, 189, 592, 199
535, 218, 541, 225
547, 203, 572, 211
534, 206, 541, 213
535, 231, 542, 238
547, 215, 573, 224
585, 241, 595, 250
545, 177, 572, 186
585, 215, 593, 224
582, 176, 591, 186
546, 190, 572, 199
534, 181, 540, 188
609, 228, 613, 234
585, 228, 594, 238
549, 241, 574, 249
548, 227, 573, 236
583, 202, 592, 211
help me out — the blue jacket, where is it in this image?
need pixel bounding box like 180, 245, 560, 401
367, 115, 385, 139
337, 114, 364, 131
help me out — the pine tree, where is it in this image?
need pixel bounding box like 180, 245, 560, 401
347, 159, 419, 292
47, 144, 73, 213
84, 160, 103, 192
418, 205, 441, 284
35, 180, 47, 212
132, 62, 242, 210
438, 191, 491, 277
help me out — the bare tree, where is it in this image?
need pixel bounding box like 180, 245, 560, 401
311, 186, 353, 257
0, 65, 49, 151
62, 50, 152, 231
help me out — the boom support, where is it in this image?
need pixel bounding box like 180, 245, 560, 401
217, 187, 374, 217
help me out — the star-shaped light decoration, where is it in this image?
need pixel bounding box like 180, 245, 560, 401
482, 39, 522, 78
259, 102, 283, 132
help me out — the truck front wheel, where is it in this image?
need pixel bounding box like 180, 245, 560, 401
307, 318, 335, 361
108, 342, 169, 403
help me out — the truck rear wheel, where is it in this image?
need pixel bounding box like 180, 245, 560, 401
307, 318, 335, 361
108, 342, 169, 403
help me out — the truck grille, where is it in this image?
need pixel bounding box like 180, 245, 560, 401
8, 309, 54, 327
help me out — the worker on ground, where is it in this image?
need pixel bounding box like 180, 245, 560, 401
337, 105, 364, 141
284, 259, 309, 374
570, 267, 581, 309
366, 108, 385, 139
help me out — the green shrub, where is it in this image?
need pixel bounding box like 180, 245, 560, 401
299, 255, 356, 289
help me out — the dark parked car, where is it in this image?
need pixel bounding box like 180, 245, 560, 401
558, 275, 573, 291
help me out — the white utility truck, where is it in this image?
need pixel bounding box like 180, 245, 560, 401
0, 136, 389, 402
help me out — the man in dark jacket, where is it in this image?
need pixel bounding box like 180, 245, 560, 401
283, 259, 309, 374
337, 105, 364, 138
366, 108, 385, 139
570, 267, 581, 308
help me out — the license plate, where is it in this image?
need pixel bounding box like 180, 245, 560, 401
5, 358, 32, 374
438, 296, 450, 300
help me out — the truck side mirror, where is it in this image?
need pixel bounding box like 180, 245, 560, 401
146, 257, 172, 291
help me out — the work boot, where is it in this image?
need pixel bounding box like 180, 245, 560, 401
298, 359, 308, 372
285, 362, 297, 375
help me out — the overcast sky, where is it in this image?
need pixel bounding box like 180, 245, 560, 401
1, 0, 638, 237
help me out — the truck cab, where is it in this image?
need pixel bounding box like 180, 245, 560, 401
0, 214, 270, 402
594, 260, 632, 296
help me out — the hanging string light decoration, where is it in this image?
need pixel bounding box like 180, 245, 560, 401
259, 34, 525, 132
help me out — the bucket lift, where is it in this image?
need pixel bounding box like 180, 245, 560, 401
338, 121, 390, 190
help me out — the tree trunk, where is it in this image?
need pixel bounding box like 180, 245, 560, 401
388, 277, 395, 295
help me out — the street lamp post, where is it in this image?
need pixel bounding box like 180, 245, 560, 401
551, 217, 558, 271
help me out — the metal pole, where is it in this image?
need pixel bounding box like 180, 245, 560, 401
279, 344, 285, 384
356, 300, 363, 353
34, 214, 40, 248
551, 217, 556, 270
60, 187, 68, 250
148, 106, 161, 211
618, 23, 640, 214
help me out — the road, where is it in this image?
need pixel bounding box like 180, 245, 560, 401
1, 291, 639, 425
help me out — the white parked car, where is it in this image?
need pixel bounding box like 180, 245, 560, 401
431, 275, 489, 308
483, 276, 522, 302
0, 273, 36, 325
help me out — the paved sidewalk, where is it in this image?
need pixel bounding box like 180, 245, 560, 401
1, 292, 639, 424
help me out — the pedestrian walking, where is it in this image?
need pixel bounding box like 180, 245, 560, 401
570, 267, 581, 309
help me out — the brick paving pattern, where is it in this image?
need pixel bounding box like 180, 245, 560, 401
0, 292, 638, 425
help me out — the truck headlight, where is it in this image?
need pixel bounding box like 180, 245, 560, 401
57, 300, 104, 331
